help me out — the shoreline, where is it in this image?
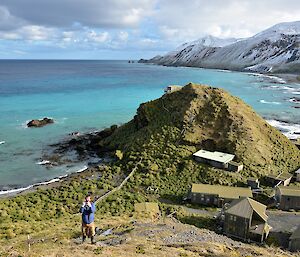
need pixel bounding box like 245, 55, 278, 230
0, 117, 299, 199
140, 62, 300, 85
0, 165, 89, 198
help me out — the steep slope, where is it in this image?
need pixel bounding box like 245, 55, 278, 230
141, 21, 300, 73
103, 83, 300, 179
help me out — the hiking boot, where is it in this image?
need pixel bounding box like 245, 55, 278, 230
82, 236, 86, 243
91, 236, 96, 244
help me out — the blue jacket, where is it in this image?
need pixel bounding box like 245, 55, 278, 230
80, 202, 96, 224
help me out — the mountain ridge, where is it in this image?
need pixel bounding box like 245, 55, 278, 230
140, 21, 300, 74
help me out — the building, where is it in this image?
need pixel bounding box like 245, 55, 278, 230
164, 85, 182, 94
247, 177, 260, 189
224, 197, 271, 243
289, 225, 300, 252
275, 186, 300, 210
295, 168, 300, 182
134, 202, 161, 220
193, 149, 235, 170
189, 183, 252, 207
228, 161, 243, 172
265, 172, 293, 187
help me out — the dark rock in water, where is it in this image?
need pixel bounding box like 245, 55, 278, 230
27, 117, 54, 128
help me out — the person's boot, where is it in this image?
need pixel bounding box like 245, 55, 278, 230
91, 236, 96, 244
82, 236, 86, 243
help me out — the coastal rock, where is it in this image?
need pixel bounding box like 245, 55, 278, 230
27, 118, 54, 128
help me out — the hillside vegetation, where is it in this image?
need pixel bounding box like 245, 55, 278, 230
0, 83, 299, 256
103, 83, 300, 177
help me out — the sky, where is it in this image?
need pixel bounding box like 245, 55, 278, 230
0, 0, 299, 59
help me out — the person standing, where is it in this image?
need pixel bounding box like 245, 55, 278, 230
80, 194, 96, 244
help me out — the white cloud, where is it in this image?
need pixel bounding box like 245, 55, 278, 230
87, 31, 110, 43
0, 25, 55, 41
154, 0, 300, 41
0, 0, 300, 57
118, 31, 129, 42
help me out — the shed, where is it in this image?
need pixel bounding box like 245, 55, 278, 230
247, 177, 260, 189
134, 202, 161, 220
224, 197, 271, 243
164, 85, 182, 94
190, 183, 252, 207
290, 226, 300, 252
275, 186, 300, 211
266, 172, 293, 187
193, 150, 235, 169
228, 161, 243, 172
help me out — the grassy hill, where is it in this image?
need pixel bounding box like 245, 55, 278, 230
103, 83, 300, 178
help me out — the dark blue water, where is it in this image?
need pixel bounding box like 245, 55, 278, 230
0, 60, 299, 192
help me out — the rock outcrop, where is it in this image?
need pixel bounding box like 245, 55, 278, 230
27, 117, 54, 128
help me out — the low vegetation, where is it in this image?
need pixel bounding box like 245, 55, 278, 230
0, 83, 299, 255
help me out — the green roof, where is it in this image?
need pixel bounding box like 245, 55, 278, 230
228, 160, 243, 166
191, 183, 252, 199
247, 177, 259, 182
225, 197, 268, 221
193, 150, 235, 163
134, 202, 160, 214
267, 172, 293, 181
278, 186, 300, 197
290, 226, 300, 240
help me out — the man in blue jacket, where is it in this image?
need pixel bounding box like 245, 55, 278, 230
80, 194, 96, 244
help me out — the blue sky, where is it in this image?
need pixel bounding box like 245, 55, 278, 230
0, 0, 299, 59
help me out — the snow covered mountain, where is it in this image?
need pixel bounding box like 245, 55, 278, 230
140, 21, 300, 74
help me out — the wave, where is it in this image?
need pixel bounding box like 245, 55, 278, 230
259, 100, 281, 105
267, 119, 300, 139
288, 97, 300, 103
248, 72, 286, 84
0, 165, 88, 196
36, 160, 51, 165
0, 141, 5, 145
263, 85, 300, 95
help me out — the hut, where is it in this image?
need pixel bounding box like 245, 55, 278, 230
193, 150, 235, 169
134, 202, 161, 220
265, 172, 293, 187
275, 186, 300, 210
224, 197, 271, 243
189, 183, 252, 207
289, 226, 300, 252
247, 177, 260, 189
164, 85, 182, 94
228, 161, 243, 172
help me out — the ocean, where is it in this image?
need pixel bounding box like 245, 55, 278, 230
0, 60, 299, 193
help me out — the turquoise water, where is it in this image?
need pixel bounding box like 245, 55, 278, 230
0, 60, 299, 191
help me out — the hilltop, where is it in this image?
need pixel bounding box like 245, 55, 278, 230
140, 21, 300, 74
102, 83, 299, 179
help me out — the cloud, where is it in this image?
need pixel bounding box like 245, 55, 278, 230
0, 0, 300, 58
0, 0, 156, 29
154, 0, 300, 42
0, 5, 25, 30
118, 31, 129, 42
87, 31, 110, 43
0, 25, 56, 41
